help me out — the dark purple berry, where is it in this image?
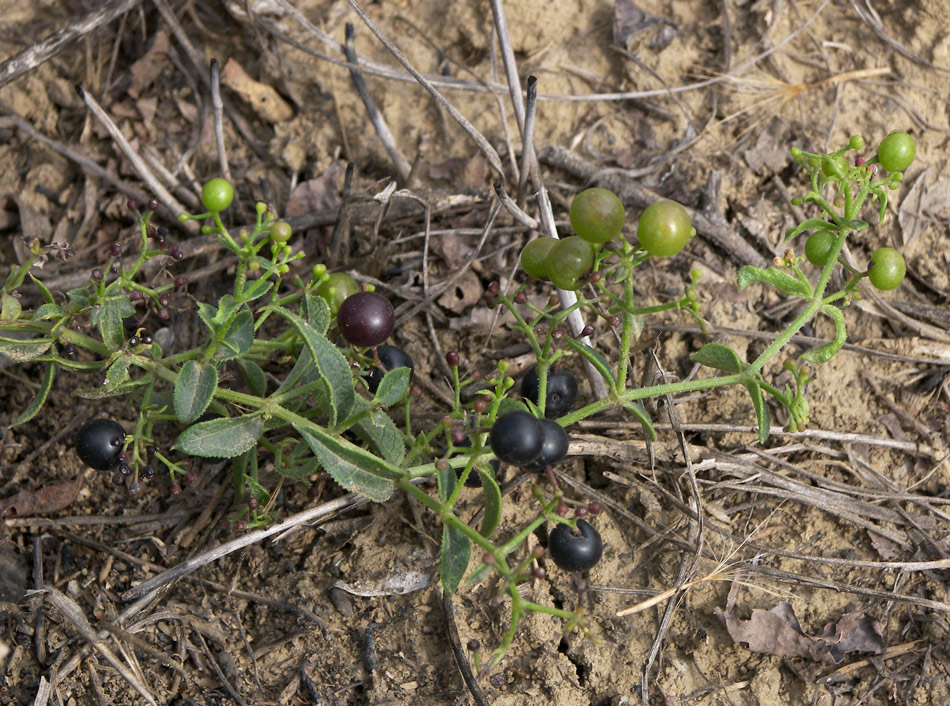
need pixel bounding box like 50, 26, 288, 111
548, 519, 603, 573
489, 411, 544, 467
130, 290, 143, 302
473, 398, 488, 413
110, 242, 121, 257
158, 295, 170, 308
147, 199, 159, 211
174, 276, 187, 287
128, 336, 139, 347
232, 520, 246, 532
607, 315, 620, 327
92, 268, 103, 281
523, 419, 570, 472
521, 366, 578, 419
588, 502, 602, 515
363, 344, 413, 393
337, 292, 395, 347
446, 351, 460, 367
158, 309, 170, 321
75, 418, 126, 470
248, 498, 260, 510
169, 483, 182, 495
127, 199, 138, 211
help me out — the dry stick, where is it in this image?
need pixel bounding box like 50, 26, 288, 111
151, 0, 268, 161
0, 113, 151, 208
343, 23, 411, 184
76, 87, 198, 234
516, 76, 538, 207
441, 589, 489, 706
343, 0, 536, 225
0, 0, 143, 89
489, 0, 539, 189
209, 59, 232, 185
122, 489, 383, 602
41, 587, 158, 706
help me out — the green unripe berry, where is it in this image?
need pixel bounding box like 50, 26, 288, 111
520, 237, 558, 280
569, 187, 626, 244
201, 178, 234, 212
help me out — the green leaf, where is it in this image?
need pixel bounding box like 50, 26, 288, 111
623, 402, 656, 441
239, 277, 273, 303
1, 292, 21, 322
737, 266, 811, 299
174, 361, 219, 424
96, 294, 134, 349
266, 307, 354, 426
464, 563, 492, 587
215, 310, 254, 360
237, 359, 267, 397
66, 288, 90, 307
784, 218, 836, 242
295, 425, 396, 501
496, 397, 529, 416
742, 380, 770, 444
478, 470, 502, 538
196, 301, 217, 332
29, 275, 55, 304
276, 348, 318, 394
691, 342, 744, 373
563, 338, 616, 387
353, 407, 406, 464
800, 304, 846, 364
174, 415, 263, 458
441, 523, 471, 596
0, 337, 52, 362
302, 293, 331, 334
374, 367, 410, 407
11, 362, 55, 426
212, 294, 239, 326
32, 303, 62, 321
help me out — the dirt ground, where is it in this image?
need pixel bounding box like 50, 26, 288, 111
1, 0, 950, 704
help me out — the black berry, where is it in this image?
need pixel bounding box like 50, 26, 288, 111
521, 366, 578, 419
548, 519, 603, 573
75, 418, 126, 471
489, 411, 544, 467
364, 344, 414, 393
337, 292, 395, 347
523, 418, 569, 472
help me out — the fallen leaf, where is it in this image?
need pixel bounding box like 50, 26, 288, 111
437, 270, 482, 313
0, 540, 27, 611
716, 601, 884, 665
220, 58, 293, 123
0, 475, 83, 517
129, 29, 170, 98
285, 162, 344, 218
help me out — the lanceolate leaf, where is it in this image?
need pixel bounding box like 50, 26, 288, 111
267, 307, 354, 426
174, 361, 218, 424
215, 310, 254, 360
563, 338, 616, 387
302, 293, 331, 334
691, 342, 744, 373
96, 290, 135, 350
478, 470, 502, 538
295, 425, 398, 502
237, 359, 267, 397
441, 523, 471, 596
374, 367, 410, 407
623, 402, 656, 441
174, 415, 263, 458
11, 362, 54, 426
353, 407, 406, 464
0, 337, 51, 362
742, 380, 770, 444
737, 266, 811, 299
800, 305, 846, 365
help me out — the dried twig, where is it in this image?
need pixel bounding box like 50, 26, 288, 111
0, 0, 143, 89
209, 59, 232, 184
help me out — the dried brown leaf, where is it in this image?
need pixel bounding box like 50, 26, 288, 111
220, 58, 293, 123
129, 29, 170, 98
285, 162, 344, 218
437, 270, 482, 313
0, 475, 83, 517
716, 601, 883, 665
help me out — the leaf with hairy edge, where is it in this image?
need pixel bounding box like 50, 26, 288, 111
623, 402, 656, 441
11, 362, 54, 426
295, 426, 398, 502
737, 266, 811, 299
563, 338, 616, 387
174, 361, 218, 423
742, 380, 770, 444
174, 415, 263, 458
354, 407, 406, 464
29, 275, 55, 304
302, 293, 331, 334
215, 310, 254, 360
237, 359, 267, 397
266, 307, 354, 425
800, 305, 846, 364
0, 337, 51, 362
478, 470, 502, 538
97, 295, 133, 349
374, 367, 410, 407
239, 277, 273, 304
691, 342, 744, 373
437, 462, 470, 595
